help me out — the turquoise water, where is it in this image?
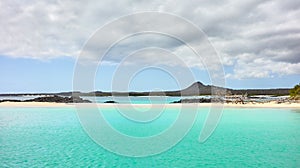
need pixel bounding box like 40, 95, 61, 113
82, 96, 206, 104
1, 107, 300, 167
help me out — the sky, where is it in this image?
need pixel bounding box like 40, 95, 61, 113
0, 0, 300, 93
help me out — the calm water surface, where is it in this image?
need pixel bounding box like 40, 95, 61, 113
1, 107, 300, 167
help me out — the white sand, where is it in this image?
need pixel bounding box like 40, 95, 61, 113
0, 101, 299, 108
0, 102, 70, 108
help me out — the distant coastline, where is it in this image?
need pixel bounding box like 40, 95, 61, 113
0, 81, 291, 97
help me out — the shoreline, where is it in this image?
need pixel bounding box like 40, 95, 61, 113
0, 101, 299, 108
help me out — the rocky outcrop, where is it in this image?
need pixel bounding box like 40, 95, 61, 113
103, 100, 118, 103
0, 99, 22, 103
0, 95, 91, 103
171, 98, 212, 103
24, 95, 91, 103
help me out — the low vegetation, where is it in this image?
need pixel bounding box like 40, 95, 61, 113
290, 83, 300, 100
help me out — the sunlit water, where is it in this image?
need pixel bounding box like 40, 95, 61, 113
82, 96, 207, 104
1, 107, 299, 167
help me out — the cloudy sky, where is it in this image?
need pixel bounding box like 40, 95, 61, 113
0, 0, 299, 93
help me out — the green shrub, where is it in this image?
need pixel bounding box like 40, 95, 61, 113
290, 83, 300, 99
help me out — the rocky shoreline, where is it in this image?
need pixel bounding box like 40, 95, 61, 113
171, 98, 212, 103
0, 95, 91, 103
171, 97, 299, 104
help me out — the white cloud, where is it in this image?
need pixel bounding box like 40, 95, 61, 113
0, 0, 300, 78
227, 55, 300, 79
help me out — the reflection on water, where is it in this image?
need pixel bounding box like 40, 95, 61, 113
291, 109, 300, 113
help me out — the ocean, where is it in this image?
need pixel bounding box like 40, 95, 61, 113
1, 106, 299, 167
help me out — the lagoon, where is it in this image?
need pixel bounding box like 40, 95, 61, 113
1, 107, 300, 167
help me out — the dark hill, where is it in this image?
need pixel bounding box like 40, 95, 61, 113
0, 82, 291, 97
165, 82, 290, 96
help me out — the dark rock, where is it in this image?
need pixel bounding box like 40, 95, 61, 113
0, 99, 22, 103
23, 95, 91, 103
104, 100, 117, 103
171, 98, 212, 103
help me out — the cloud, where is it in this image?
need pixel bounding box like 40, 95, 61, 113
0, 0, 300, 78
226, 53, 300, 79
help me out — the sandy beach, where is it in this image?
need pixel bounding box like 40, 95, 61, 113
0, 101, 299, 108
0, 102, 72, 108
